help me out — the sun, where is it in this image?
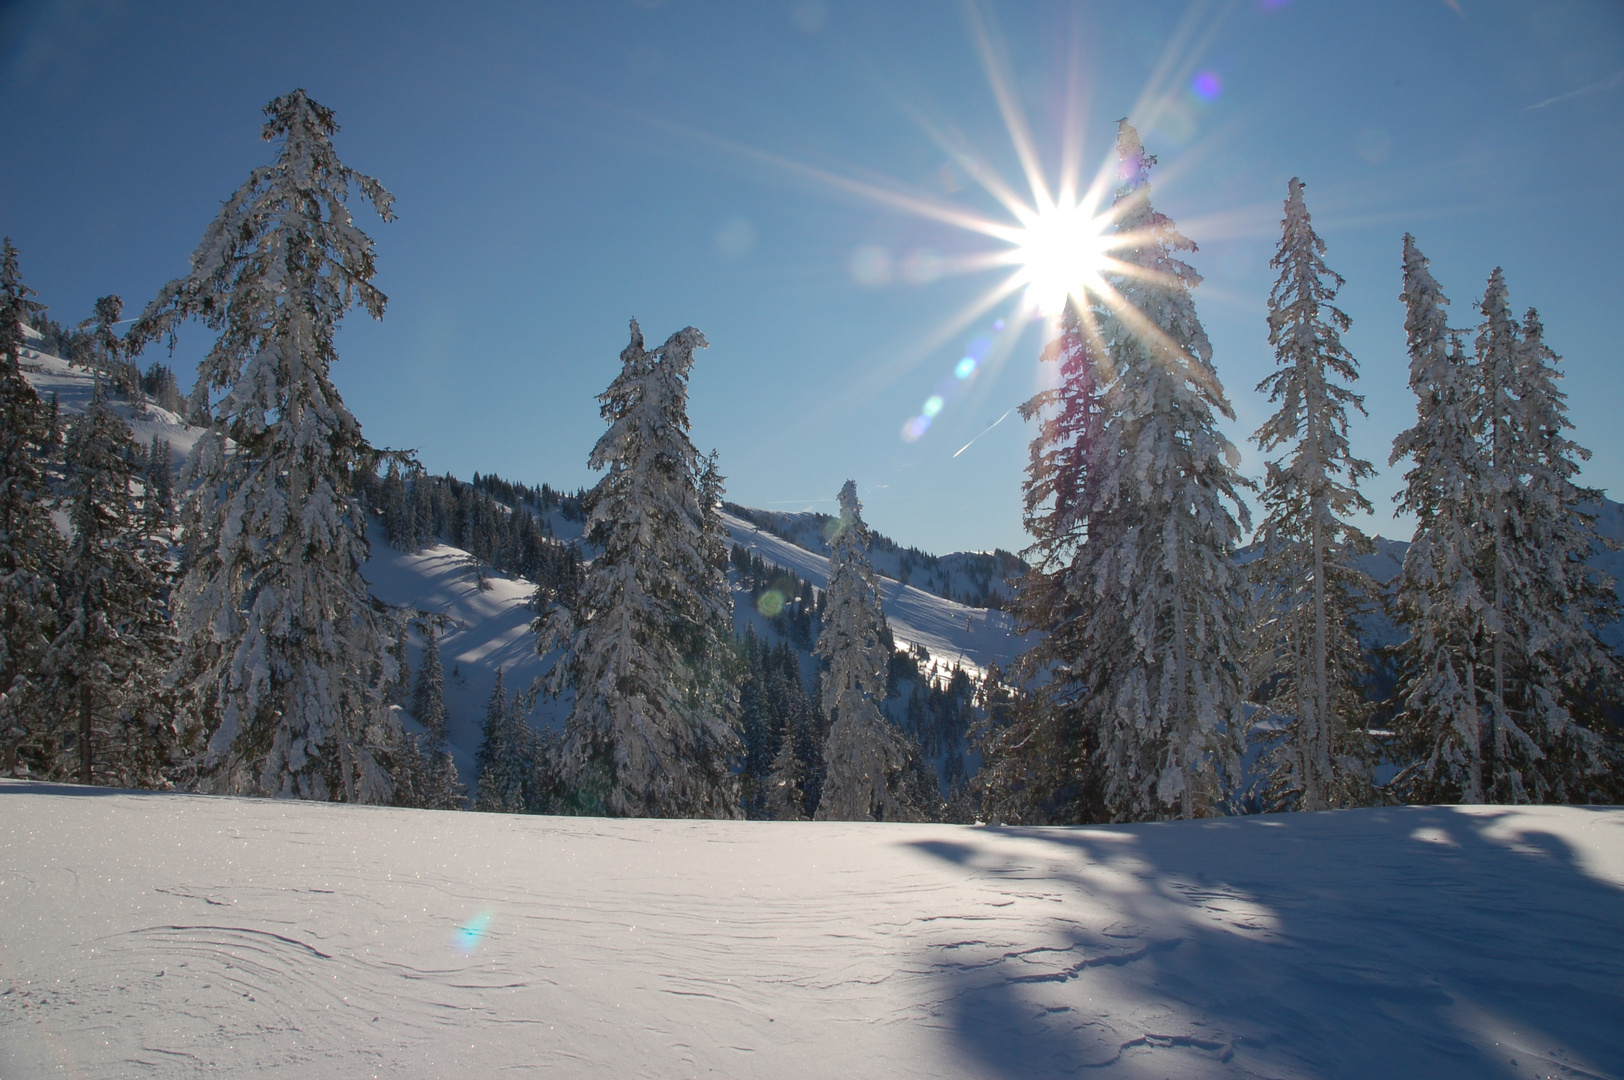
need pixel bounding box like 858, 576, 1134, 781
1004, 196, 1114, 318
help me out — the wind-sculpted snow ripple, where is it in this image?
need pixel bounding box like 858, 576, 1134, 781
3, 784, 1622, 1079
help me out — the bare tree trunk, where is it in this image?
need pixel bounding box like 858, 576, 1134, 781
79, 681, 92, 785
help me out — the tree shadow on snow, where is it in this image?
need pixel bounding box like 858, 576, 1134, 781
902, 806, 1624, 1079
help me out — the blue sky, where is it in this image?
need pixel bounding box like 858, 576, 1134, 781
3, 0, 1620, 556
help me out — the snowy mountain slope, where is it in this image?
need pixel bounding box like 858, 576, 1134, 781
19, 329, 205, 468
724, 510, 1029, 682
361, 512, 1025, 775
4, 782, 1621, 1079
727, 504, 1027, 608
359, 523, 571, 780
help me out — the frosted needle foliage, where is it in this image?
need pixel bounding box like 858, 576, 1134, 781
1389, 236, 1494, 803
1014, 122, 1251, 823
1248, 178, 1377, 811
813, 480, 926, 822
130, 90, 402, 802
540, 320, 741, 818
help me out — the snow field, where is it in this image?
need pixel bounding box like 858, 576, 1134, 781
3, 783, 1621, 1079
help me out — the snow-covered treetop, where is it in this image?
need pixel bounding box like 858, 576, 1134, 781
129, 89, 394, 442
815, 480, 889, 716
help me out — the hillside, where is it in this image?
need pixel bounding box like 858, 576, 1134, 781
3, 782, 1621, 1079
16, 332, 1624, 795
726, 503, 1028, 609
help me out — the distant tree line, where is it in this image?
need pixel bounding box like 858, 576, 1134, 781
357, 466, 584, 609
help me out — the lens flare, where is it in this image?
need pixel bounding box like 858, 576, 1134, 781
757, 589, 786, 616
955, 357, 977, 379
922, 395, 944, 417
1190, 71, 1222, 101
455, 909, 493, 955
902, 415, 931, 441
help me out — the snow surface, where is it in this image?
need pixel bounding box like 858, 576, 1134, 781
3, 783, 1621, 1078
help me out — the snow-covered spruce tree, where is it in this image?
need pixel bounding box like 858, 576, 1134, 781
762, 697, 810, 821
475, 668, 530, 813
128, 90, 402, 801
1247, 178, 1378, 811
539, 321, 742, 818
413, 626, 448, 746
1469, 275, 1618, 801
694, 448, 741, 732
1013, 123, 1250, 823
397, 626, 464, 812
41, 387, 178, 786
979, 296, 1106, 824
1389, 236, 1494, 803
0, 240, 62, 778
145, 436, 174, 525
813, 481, 932, 822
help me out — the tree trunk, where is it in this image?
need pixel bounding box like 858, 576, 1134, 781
79, 680, 92, 785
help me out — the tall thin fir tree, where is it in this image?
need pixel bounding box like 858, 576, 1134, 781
409, 626, 464, 810
42, 386, 178, 787
1389, 236, 1495, 803
145, 436, 174, 526
979, 295, 1107, 824
1014, 122, 1251, 823
475, 668, 529, 813
694, 448, 741, 735
539, 321, 742, 818
414, 626, 448, 746
813, 481, 931, 822
0, 240, 62, 778
1248, 178, 1378, 811
762, 697, 809, 821
1476, 268, 1521, 793
1471, 273, 1618, 801
129, 90, 404, 802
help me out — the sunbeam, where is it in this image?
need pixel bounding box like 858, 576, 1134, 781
578, 0, 1259, 450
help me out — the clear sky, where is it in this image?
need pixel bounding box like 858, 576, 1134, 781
3, 0, 1620, 556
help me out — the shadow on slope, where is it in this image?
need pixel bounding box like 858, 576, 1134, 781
904, 806, 1624, 1079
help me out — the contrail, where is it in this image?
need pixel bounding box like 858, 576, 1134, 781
1524, 69, 1624, 112
952, 404, 1019, 458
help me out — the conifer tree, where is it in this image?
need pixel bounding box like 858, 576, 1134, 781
145, 436, 174, 525
1248, 178, 1377, 810
414, 627, 448, 746
77, 295, 135, 397
42, 388, 178, 786
0, 240, 62, 778
1390, 237, 1494, 803
738, 627, 772, 817
762, 703, 809, 821
694, 448, 740, 733
475, 668, 528, 813
813, 481, 930, 822
979, 295, 1107, 823
406, 624, 464, 809
1469, 274, 1618, 800
128, 90, 402, 801
539, 321, 742, 817
1001, 123, 1250, 823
